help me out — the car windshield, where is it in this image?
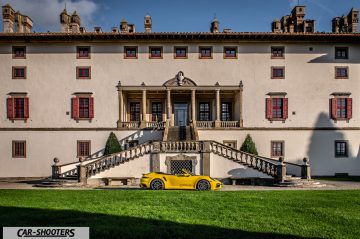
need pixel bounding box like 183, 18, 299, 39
180, 169, 195, 176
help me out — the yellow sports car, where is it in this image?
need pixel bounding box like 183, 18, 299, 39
140, 169, 222, 191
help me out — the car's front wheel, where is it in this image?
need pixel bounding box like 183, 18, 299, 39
196, 180, 211, 191
150, 179, 164, 190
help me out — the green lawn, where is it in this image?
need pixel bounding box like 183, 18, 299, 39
0, 190, 359, 239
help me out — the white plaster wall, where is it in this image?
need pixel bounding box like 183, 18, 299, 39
0, 42, 359, 128
199, 130, 360, 176
91, 154, 150, 179
210, 153, 272, 179
0, 130, 162, 177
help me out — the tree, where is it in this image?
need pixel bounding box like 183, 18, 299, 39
240, 134, 258, 155
104, 132, 122, 156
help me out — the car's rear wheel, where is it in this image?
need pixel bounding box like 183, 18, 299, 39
150, 179, 164, 190
196, 180, 211, 191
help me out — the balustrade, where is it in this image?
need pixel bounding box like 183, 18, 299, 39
196, 121, 215, 128
146, 121, 166, 129
220, 121, 239, 128
118, 121, 141, 129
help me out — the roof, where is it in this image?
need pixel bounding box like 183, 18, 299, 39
0, 32, 359, 43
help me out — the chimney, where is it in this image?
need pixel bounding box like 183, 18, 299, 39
70, 11, 80, 33
22, 15, 33, 33
111, 27, 119, 33
94, 27, 102, 33
210, 17, 219, 33
120, 18, 128, 32
60, 8, 70, 32
348, 8, 358, 32
144, 15, 152, 33
128, 24, 135, 33
2, 4, 15, 33
272, 19, 281, 33
80, 27, 86, 33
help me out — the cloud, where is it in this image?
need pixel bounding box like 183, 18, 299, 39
0, 0, 98, 32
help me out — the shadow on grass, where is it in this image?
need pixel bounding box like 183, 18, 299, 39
0, 206, 321, 239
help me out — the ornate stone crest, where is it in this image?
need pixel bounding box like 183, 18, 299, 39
163, 71, 197, 87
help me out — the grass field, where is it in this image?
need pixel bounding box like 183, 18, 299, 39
0, 190, 359, 239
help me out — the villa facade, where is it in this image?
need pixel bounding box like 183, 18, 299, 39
1, 4, 359, 183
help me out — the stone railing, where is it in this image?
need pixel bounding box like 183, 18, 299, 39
220, 121, 240, 128
209, 141, 286, 181
285, 158, 311, 179
118, 121, 141, 129
196, 121, 215, 128
146, 121, 165, 129
159, 141, 204, 153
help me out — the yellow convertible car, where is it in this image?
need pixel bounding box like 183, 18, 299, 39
140, 169, 222, 191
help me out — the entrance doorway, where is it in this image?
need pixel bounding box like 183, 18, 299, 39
174, 103, 188, 126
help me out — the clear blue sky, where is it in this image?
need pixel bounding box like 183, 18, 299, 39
1, 0, 360, 32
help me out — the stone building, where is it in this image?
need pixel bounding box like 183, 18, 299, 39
0, 5, 359, 185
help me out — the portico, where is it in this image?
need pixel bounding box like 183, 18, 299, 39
116, 72, 244, 129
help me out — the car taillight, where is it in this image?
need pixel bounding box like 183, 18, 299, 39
142, 176, 149, 179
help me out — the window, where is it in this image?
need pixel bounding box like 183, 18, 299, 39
199, 102, 211, 121
77, 46, 90, 59
77, 141, 91, 157
149, 47, 162, 59
174, 47, 187, 59
335, 47, 348, 59
12, 67, 26, 79
331, 97, 352, 120
266, 97, 288, 120
271, 47, 284, 58
151, 102, 162, 121
12, 141, 26, 158
12, 46, 26, 59
223, 140, 237, 149
224, 47, 237, 59
76, 67, 91, 79
271, 67, 285, 79
71, 96, 94, 120
199, 47, 212, 59
124, 46, 137, 59
271, 141, 284, 157
7, 97, 29, 120
335, 141, 348, 158
130, 102, 140, 121
221, 103, 232, 121
335, 67, 349, 79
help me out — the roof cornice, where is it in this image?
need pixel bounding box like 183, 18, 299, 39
0, 32, 359, 43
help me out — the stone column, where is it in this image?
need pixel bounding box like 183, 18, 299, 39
117, 81, 123, 128
77, 157, 87, 185
201, 141, 211, 176
301, 157, 311, 179
140, 89, 147, 128
191, 89, 196, 122
239, 81, 244, 127
51, 157, 60, 179
215, 89, 221, 128
166, 89, 172, 125
276, 157, 286, 183
150, 142, 161, 172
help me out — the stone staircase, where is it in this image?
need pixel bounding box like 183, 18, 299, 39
167, 126, 194, 141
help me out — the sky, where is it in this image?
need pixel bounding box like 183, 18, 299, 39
0, 0, 360, 33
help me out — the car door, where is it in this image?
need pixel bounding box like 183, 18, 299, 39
167, 174, 193, 189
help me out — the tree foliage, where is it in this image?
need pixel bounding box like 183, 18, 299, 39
104, 132, 122, 156
240, 134, 258, 155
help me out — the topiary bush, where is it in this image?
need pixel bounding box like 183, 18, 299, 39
240, 134, 258, 155
104, 132, 122, 156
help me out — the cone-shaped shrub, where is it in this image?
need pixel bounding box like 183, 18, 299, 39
240, 134, 258, 155
104, 132, 122, 156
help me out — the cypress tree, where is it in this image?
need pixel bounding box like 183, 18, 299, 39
240, 134, 258, 155
104, 132, 122, 156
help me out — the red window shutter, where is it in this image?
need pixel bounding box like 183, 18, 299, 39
7, 98, 14, 119
331, 98, 337, 119
283, 98, 288, 119
89, 97, 94, 119
266, 98, 273, 119
24, 97, 29, 119
72, 97, 79, 119
347, 98, 352, 119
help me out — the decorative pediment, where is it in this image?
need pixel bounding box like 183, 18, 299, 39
163, 71, 197, 87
